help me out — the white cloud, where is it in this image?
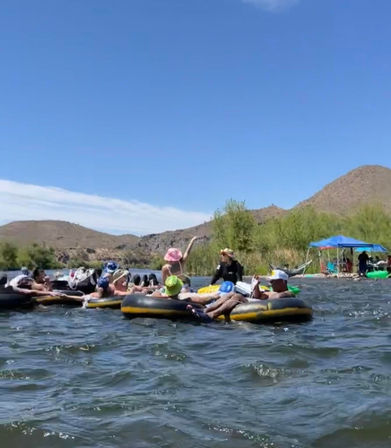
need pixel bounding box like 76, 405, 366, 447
242, 0, 299, 12
0, 179, 211, 235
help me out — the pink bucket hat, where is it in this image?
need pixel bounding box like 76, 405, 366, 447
164, 248, 183, 262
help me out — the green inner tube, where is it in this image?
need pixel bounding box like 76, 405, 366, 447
287, 285, 301, 295
366, 270, 389, 279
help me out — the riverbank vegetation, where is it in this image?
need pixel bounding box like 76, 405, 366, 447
0, 243, 61, 270
1, 201, 390, 274
0, 243, 104, 270
185, 201, 391, 275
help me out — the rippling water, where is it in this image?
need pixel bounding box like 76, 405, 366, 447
0, 277, 390, 447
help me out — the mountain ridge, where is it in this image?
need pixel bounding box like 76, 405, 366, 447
1, 165, 390, 262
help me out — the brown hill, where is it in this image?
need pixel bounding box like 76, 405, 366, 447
0, 165, 390, 263
139, 205, 288, 254
0, 206, 288, 259
295, 165, 391, 214
0, 220, 139, 249
250, 205, 288, 222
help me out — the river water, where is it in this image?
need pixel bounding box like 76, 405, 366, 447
0, 277, 390, 447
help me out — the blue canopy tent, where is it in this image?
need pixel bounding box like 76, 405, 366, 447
308, 235, 375, 275
355, 244, 388, 253
309, 235, 374, 249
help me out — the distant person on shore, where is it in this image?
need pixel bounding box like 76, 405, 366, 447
387, 254, 391, 274
358, 251, 369, 276
161, 236, 200, 286
210, 248, 243, 285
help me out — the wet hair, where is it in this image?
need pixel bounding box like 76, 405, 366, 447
142, 274, 149, 287
182, 276, 191, 287
32, 268, 45, 281
148, 273, 159, 286
133, 274, 141, 286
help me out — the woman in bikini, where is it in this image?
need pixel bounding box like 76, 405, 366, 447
161, 236, 200, 286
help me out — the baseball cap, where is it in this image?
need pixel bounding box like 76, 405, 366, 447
268, 270, 289, 281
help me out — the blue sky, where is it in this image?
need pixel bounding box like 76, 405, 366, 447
1, 0, 390, 234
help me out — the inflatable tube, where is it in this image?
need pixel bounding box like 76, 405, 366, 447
198, 283, 301, 296
0, 288, 34, 310
121, 294, 312, 323
197, 285, 220, 294
288, 285, 301, 295
33, 290, 84, 306
222, 298, 312, 323
366, 270, 389, 279
51, 279, 71, 290
85, 296, 124, 309
121, 294, 204, 320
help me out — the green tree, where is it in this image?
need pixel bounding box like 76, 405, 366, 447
16, 244, 59, 269
0, 242, 18, 269
346, 204, 391, 246
213, 199, 257, 253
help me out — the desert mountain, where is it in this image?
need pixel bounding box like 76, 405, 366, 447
295, 165, 391, 214
0, 165, 390, 263
140, 205, 287, 254
0, 220, 139, 249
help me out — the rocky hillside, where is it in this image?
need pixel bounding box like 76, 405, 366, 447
140, 205, 288, 254
0, 220, 139, 249
295, 165, 391, 214
0, 165, 390, 263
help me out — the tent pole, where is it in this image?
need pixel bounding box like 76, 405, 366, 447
337, 247, 340, 277
351, 247, 353, 274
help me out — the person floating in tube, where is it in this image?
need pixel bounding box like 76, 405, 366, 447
210, 248, 243, 285
161, 236, 200, 287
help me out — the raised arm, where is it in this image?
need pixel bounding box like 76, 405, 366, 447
182, 236, 199, 263
13, 287, 59, 297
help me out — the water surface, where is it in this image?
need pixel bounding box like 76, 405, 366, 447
0, 277, 390, 447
